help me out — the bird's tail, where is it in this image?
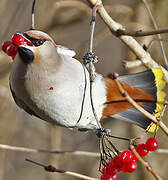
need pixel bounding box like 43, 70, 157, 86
103, 68, 166, 133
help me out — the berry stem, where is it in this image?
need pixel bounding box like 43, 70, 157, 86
130, 145, 162, 180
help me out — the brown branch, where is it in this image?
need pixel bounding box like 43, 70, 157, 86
112, 73, 168, 136
116, 28, 168, 37
86, 0, 168, 83
26, 158, 99, 180
130, 145, 162, 180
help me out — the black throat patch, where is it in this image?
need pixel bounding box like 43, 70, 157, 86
18, 46, 34, 64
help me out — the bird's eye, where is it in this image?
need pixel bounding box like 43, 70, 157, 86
35, 39, 45, 46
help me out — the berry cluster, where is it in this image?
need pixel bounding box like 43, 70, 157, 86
100, 138, 158, 180
101, 150, 137, 180
1, 33, 32, 60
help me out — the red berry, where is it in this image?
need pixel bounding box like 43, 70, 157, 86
123, 160, 137, 173
100, 174, 117, 180
132, 153, 138, 162
146, 138, 158, 151
102, 163, 117, 176
102, 165, 111, 175
6, 45, 18, 56
108, 163, 118, 175
119, 150, 134, 163
12, 33, 25, 45
12, 54, 17, 60
136, 144, 149, 156
111, 156, 123, 171
1, 41, 12, 53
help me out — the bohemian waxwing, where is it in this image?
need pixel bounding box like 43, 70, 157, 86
9, 30, 166, 133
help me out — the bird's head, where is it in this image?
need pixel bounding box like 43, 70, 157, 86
12, 30, 57, 64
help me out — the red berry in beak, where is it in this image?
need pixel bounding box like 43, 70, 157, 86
1, 41, 12, 53
6, 45, 18, 56
12, 33, 25, 45
12, 54, 17, 60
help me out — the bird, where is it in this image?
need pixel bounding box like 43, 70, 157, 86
7, 30, 166, 133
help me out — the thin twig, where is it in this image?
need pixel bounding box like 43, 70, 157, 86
86, 0, 168, 83
108, 134, 130, 141
116, 28, 168, 37
86, 5, 102, 129
130, 145, 162, 180
31, 0, 36, 30
77, 27, 110, 59
113, 74, 168, 136
26, 158, 99, 180
0, 143, 99, 157
141, 0, 168, 70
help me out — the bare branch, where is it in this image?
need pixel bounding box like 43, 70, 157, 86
86, 0, 168, 83
116, 28, 168, 37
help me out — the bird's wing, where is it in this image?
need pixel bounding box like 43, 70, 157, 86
10, 84, 42, 119
56, 45, 76, 57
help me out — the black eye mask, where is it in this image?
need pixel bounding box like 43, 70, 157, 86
23, 33, 46, 47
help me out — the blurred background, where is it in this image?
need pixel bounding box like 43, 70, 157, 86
0, 0, 168, 180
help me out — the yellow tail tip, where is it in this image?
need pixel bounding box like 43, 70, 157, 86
147, 68, 166, 133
